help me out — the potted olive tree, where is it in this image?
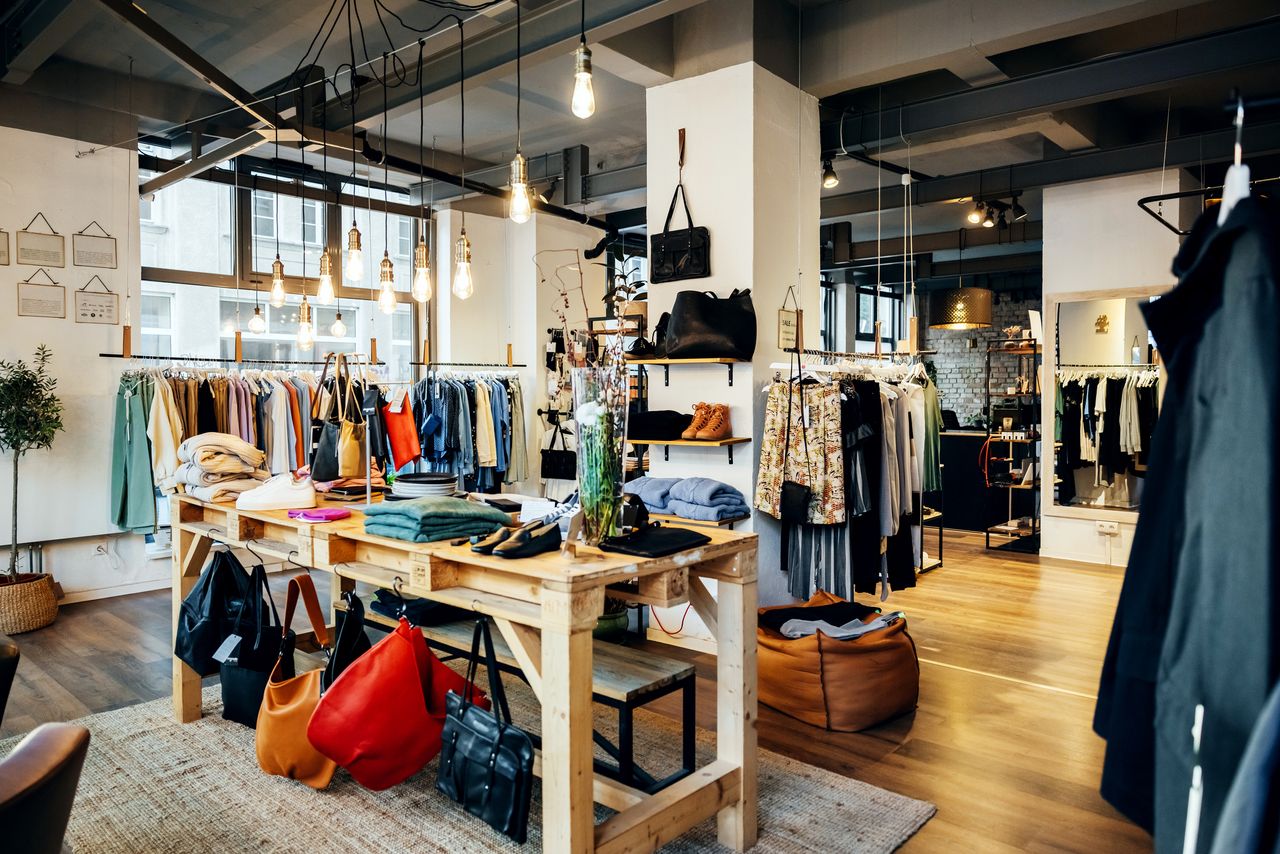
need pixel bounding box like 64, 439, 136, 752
0, 345, 64, 633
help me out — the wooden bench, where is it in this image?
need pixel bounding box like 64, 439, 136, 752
337, 601, 698, 792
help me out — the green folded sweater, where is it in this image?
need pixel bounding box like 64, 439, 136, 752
364, 496, 511, 526
365, 519, 501, 544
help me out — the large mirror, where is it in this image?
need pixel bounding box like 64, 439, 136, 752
1045, 287, 1167, 515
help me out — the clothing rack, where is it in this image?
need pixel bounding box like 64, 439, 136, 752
101, 353, 386, 367
1058, 363, 1158, 368
410, 361, 528, 369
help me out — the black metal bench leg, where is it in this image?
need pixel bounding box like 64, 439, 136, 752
618, 705, 635, 787
681, 676, 696, 776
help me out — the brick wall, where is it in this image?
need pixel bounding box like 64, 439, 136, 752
920, 291, 1042, 425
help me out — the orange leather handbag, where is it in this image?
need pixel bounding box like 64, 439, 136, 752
308, 617, 488, 790
381, 392, 422, 472
255, 574, 337, 789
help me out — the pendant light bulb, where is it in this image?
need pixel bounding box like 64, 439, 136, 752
221, 318, 236, 336
571, 42, 595, 119
296, 297, 315, 351
248, 305, 266, 334
330, 311, 347, 338
453, 228, 474, 300
378, 284, 398, 315
509, 152, 532, 223
345, 220, 364, 282
412, 237, 432, 302
269, 256, 286, 307
821, 159, 839, 189
967, 202, 984, 225
316, 251, 335, 304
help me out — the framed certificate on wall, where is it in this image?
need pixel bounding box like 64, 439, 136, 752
18, 281, 66, 318
16, 230, 65, 267
74, 276, 119, 324
0, 230, 9, 265
72, 233, 118, 268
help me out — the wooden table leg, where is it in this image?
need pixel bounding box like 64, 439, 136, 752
171, 511, 211, 723
715, 559, 758, 851
540, 587, 599, 854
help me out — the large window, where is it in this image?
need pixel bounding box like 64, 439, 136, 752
302, 198, 322, 246
139, 293, 174, 356
253, 191, 276, 240
397, 218, 413, 257
138, 165, 234, 275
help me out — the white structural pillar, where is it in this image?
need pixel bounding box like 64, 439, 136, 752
645, 61, 821, 610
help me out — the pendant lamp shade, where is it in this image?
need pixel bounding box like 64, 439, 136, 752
928, 286, 993, 330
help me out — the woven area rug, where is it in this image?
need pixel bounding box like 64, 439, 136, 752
4, 678, 934, 853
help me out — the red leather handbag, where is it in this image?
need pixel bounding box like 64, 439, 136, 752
382, 392, 422, 472
307, 616, 488, 790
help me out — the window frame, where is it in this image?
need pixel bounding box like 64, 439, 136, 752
252, 190, 277, 240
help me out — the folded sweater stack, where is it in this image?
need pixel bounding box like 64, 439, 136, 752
363, 496, 511, 543
168, 432, 269, 502
624, 476, 750, 522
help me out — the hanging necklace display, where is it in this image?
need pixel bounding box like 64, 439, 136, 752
74, 275, 119, 325
16, 212, 65, 268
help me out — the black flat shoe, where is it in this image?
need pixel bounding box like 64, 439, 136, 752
493, 521, 562, 559
470, 527, 513, 554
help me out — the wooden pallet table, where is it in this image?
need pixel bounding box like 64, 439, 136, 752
170, 494, 760, 853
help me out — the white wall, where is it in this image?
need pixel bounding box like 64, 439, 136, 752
1040, 170, 1181, 565
0, 126, 169, 599
644, 62, 820, 646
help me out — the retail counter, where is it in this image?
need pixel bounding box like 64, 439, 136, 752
940, 431, 1037, 532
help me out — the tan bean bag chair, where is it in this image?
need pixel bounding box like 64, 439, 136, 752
758, 590, 919, 731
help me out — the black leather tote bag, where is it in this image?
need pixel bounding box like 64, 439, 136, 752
628, 409, 693, 441
219, 564, 284, 728
599, 521, 711, 558
540, 426, 577, 481
174, 550, 260, 677
321, 590, 372, 692
650, 184, 710, 283
664, 288, 757, 360
436, 619, 534, 844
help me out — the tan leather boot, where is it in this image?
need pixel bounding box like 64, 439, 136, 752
696, 404, 733, 440
681, 402, 710, 440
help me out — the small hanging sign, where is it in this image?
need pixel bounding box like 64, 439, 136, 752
16, 212, 65, 267
17, 268, 66, 318
74, 275, 119, 325
0, 229, 9, 265
778, 309, 799, 350
72, 221, 118, 269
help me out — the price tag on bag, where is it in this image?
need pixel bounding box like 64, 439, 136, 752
212, 633, 242, 664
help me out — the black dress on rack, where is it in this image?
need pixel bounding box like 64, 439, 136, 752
849, 380, 883, 595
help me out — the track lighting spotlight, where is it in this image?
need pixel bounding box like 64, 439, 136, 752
997, 210, 1008, 230
967, 202, 984, 225
981, 207, 995, 228
1011, 196, 1028, 223
821, 159, 839, 189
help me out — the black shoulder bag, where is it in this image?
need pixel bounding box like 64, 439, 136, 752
322, 590, 372, 692
778, 360, 816, 573
219, 563, 284, 728
436, 619, 535, 844
650, 131, 710, 283
540, 425, 577, 481
174, 549, 260, 677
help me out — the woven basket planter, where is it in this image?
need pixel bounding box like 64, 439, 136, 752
0, 573, 59, 634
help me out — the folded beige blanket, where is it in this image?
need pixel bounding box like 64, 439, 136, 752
177, 432, 267, 473
173, 461, 269, 488
186, 479, 266, 503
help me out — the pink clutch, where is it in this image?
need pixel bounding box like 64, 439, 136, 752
287, 507, 352, 522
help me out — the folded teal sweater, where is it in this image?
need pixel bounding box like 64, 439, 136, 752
364, 496, 511, 526
364, 519, 502, 544
364, 514, 502, 537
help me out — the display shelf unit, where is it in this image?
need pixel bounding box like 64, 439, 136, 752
627, 357, 743, 386
984, 339, 1042, 553
650, 512, 750, 529
635, 437, 752, 464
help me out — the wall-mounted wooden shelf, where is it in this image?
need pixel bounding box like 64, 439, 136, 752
650, 512, 750, 529
626, 357, 744, 386
630, 437, 752, 464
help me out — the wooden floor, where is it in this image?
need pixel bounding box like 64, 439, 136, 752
1, 532, 1151, 853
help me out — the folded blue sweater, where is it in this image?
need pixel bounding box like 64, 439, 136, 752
668, 498, 751, 522
669, 477, 746, 508
624, 477, 680, 513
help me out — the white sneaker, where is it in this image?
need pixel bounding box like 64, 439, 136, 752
236, 474, 317, 511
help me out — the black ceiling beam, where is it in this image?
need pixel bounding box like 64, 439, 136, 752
821, 17, 1280, 158
848, 221, 1042, 260
822, 119, 1280, 218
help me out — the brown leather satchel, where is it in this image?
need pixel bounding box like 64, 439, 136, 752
255, 573, 336, 789
757, 590, 919, 732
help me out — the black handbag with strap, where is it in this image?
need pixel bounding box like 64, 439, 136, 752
174, 550, 263, 677
322, 590, 372, 692
436, 619, 535, 844
664, 289, 757, 360
219, 563, 285, 728
650, 130, 710, 284
599, 521, 711, 558
540, 425, 577, 481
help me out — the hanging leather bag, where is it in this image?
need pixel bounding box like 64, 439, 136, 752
663, 288, 757, 360
308, 615, 488, 791
540, 425, 577, 481
174, 550, 260, 677
436, 619, 535, 844
219, 563, 284, 728
310, 353, 342, 482
321, 590, 372, 692
336, 356, 368, 478
382, 391, 422, 472
255, 573, 336, 790
650, 130, 710, 283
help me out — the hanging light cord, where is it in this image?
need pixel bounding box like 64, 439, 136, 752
516, 0, 522, 152
274, 94, 281, 263
383, 52, 391, 252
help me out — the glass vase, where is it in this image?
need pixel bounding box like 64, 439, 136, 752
572, 365, 629, 546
